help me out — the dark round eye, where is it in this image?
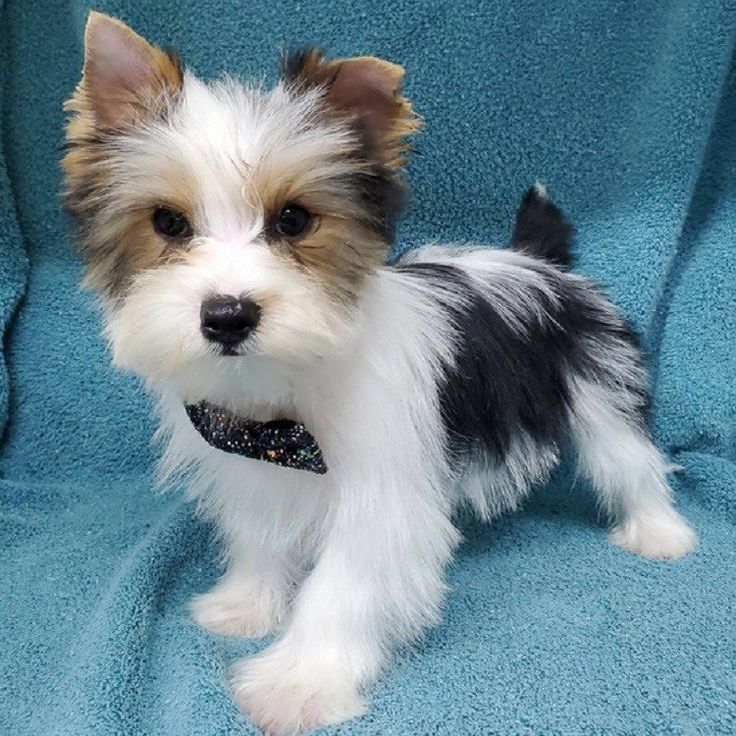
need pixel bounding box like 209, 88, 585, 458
275, 204, 311, 238
152, 207, 193, 239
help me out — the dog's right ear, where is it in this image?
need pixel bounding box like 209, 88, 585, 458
66, 11, 183, 131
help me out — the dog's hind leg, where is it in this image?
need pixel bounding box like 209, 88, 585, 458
570, 379, 697, 560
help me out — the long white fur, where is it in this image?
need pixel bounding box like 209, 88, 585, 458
99, 74, 697, 735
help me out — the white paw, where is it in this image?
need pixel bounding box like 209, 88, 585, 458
609, 508, 697, 560
189, 577, 285, 638
230, 644, 367, 735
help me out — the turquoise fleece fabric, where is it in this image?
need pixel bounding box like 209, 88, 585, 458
2, 1, 735, 734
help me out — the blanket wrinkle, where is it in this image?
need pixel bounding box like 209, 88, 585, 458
646, 36, 736, 388
0, 58, 28, 441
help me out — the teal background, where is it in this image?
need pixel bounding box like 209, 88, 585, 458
1, 1, 735, 733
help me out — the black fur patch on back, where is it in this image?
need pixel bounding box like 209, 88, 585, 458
394, 259, 647, 464
395, 261, 573, 460
512, 185, 574, 267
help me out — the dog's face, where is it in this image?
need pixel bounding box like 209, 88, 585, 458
63, 12, 419, 388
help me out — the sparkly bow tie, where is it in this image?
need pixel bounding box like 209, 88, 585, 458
184, 401, 328, 474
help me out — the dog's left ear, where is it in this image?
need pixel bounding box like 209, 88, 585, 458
283, 49, 421, 171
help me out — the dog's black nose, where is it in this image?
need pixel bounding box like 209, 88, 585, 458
200, 295, 261, 349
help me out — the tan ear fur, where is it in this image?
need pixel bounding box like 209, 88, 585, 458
64, 11, 183, 133
283, 49, 421, 171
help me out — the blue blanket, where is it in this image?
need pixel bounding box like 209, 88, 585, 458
2, 1, 734, 733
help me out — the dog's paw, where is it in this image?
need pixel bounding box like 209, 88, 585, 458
609, 508, 697, 560
230, 645, 367, 735
189, 577, 285, 638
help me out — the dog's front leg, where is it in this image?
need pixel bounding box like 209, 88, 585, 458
189, 541, 295, 639
230, 481, 459, 734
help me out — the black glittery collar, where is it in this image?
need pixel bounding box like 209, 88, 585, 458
185, 401, 328, 475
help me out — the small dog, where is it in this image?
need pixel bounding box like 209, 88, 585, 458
63, 12, 697, 734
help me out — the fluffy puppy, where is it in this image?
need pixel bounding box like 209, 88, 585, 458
63, 12, 697, 734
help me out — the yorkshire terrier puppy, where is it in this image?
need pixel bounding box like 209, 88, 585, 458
63, 12, 697, 734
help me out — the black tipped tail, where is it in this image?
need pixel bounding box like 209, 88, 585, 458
511, 183, 574, 267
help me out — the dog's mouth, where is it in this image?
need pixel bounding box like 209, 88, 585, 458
214, 340, 258, 358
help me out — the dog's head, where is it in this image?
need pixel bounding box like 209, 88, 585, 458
63, 11, 419, 391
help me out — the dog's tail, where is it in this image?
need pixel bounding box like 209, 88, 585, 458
511, 182, 574, 267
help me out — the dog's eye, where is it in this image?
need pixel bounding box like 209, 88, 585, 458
152, 207, 193, 239
275, 204, 311, 238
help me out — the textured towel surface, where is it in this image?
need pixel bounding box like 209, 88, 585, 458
1, 1, 735, 734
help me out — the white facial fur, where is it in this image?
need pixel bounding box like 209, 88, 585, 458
103, 75, 371, 389
105, 233, 353, 387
